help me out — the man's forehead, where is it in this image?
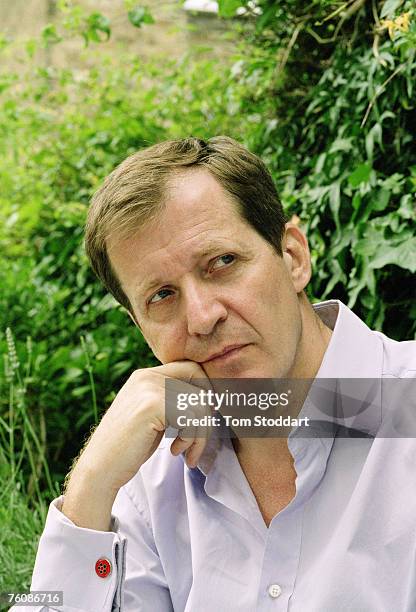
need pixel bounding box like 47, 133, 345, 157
165, 167, 242, 216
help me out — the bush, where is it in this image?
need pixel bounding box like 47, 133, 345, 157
218, 0, 416, 339
0, 28, 244, 492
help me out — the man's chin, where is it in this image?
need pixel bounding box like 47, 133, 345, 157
202, 363, 269, 380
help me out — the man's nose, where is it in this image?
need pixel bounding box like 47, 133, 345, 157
183, 280, 227, 336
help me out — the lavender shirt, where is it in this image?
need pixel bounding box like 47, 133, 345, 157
10, 300, 416, 611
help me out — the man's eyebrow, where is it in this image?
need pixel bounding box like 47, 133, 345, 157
134, 240, 236, 299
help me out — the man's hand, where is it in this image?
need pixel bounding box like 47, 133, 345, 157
62, 361, 212, 530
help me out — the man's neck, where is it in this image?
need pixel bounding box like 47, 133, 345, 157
286, 297, 333, 380
232, 298, 333, 467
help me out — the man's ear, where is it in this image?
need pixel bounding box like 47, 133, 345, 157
282, 222, 311, 293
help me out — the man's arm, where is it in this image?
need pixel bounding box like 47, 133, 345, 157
60, 361, 211, 531
8, 360, 210, 612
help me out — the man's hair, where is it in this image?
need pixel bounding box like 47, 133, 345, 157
84, 135, 287, 314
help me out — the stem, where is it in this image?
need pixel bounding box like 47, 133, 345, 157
276, 22, 304, 76
80, 335, 98, 424
23, 408, 55, 497
306, 0, 366, 44
315, 0, 358, 25
361, 63, 405, 127
8, 380, 16, 491
0, 442, 28, 506
25, 427, 46, 519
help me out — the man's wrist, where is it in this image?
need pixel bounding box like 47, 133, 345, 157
62, 466, 118, 531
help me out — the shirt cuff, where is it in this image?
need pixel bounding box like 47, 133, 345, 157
28, 495, 127, 612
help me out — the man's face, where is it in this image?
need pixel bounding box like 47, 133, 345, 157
107, 168, 310, 379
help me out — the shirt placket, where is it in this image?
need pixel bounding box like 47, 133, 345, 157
255, 433, 334, 611
256, 504, 305, 611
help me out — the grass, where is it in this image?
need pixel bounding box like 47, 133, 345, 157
0, 462, 46, 597
0, 328, 61, 599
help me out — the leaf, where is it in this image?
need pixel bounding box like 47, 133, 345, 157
41, 24, 63, 47
128, 6, 155, 28
347, 261, 376, 308
85, 12, 111, 44
328, 182, 341, 227
63, 367, 83, 382
369, 237, 416, 272
398, 194, 416, 219
322, 259, 347, 297
255, 5, 276, 33
352, 192, 361, 210
378, 110, 395, 123
329, 138, 353, 153
218, 0, 241, 18
365, 123, 383, 160
381, 173, 405, 193
355, 226, 416, 272
372, 189, 391, 212
348, 163, 372, 188
315, 152, 326, 173
25, 39, 38, 58
380, 0, 403, 19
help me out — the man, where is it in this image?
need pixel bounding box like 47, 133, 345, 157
10, 136, 416, 611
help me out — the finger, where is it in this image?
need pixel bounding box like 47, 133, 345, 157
155, 360, 213, 392
182, 409, 214, 468
184, 435, 209, 468
169, 396, 214, 465
154, 360, 207, 382
170, 420, 211, 466
170, 432, 196, 456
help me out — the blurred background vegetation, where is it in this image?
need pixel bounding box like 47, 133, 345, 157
0, 0, 415, 594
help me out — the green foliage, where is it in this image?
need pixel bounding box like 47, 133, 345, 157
42, 24, 63, 47
0, 330, 55, 595
128, 6, 155, 28
0, 462, 46, 595
0, 19, 244, 496
83, 12, 111, 45
219, 0, 416, 338
218, 0, 243, 17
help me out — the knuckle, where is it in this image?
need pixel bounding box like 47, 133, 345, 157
131, 368, 145, 380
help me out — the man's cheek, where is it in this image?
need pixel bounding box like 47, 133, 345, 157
139, 327, 161, 357
149, 336, 183, 364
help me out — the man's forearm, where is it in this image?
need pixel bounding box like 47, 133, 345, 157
61, 465, 118, 532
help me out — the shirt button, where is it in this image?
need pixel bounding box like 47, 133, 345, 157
268, 584, 282, 598
95, 557, 112, 578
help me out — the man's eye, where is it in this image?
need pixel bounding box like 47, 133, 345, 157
148, 288, 173, 304
210, 254, 235, 270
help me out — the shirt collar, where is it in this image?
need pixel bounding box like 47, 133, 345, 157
311, 299, 383, 379
289, 299, 383, 440
191, 299, 384, 476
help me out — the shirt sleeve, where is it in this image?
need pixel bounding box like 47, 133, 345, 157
8, 483, 173, 612
111, 482, 174, 611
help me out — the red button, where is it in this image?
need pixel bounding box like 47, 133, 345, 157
95, 557, 112, 578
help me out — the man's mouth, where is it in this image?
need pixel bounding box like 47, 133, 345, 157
201, 344, 250, 364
